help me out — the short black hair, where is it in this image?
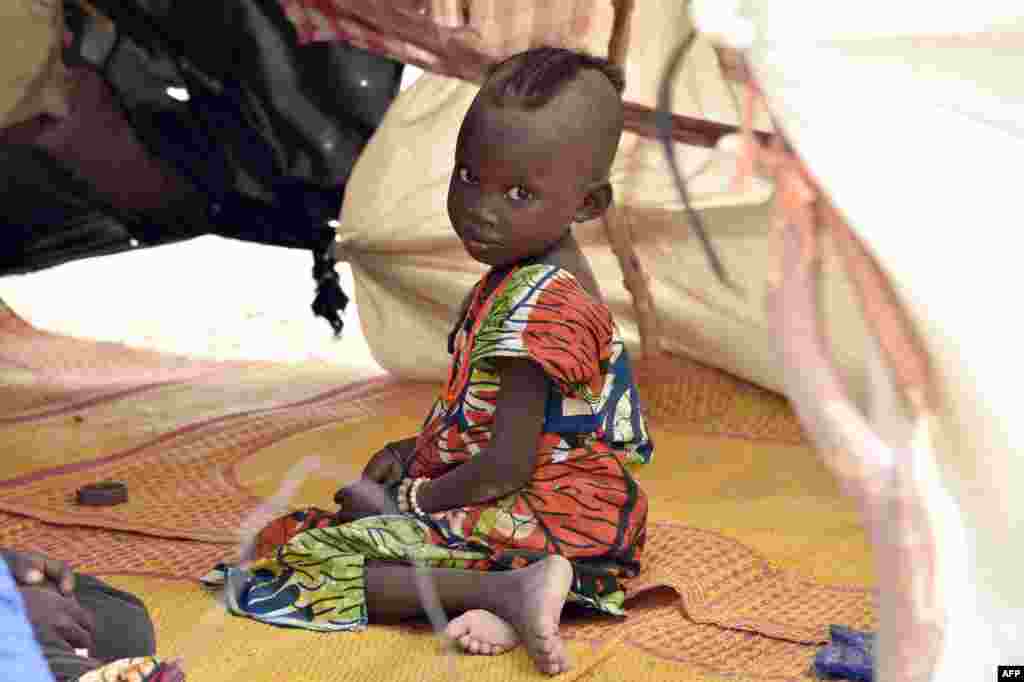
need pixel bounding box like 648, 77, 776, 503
484, 47, 625, 109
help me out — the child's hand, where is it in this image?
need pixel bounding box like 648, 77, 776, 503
362, 445, 405, 486
334, 479, 398, 523
2, 549, 97, 653
19, 583, 97, 654
334, 445, 404, 505
1, 548, 76, 595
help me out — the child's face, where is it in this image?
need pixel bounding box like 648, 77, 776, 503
448, 101, 594, 268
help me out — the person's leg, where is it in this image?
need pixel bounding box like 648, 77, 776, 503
73, 574, 156, 664
37, 639, 105, 682
365, 555, 572, 676
36, 573, 156, 682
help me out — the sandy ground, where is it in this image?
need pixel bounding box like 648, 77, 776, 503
0, 235, 384, 373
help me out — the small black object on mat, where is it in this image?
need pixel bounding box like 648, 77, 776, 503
76, 481, 129, 507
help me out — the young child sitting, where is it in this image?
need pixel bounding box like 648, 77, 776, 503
207, 47, 653, 676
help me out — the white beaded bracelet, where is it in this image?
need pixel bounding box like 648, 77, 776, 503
396, 479, 411, 512
396, 477, 427, 515
396, 479, 408, 512
408, 477, 427, 516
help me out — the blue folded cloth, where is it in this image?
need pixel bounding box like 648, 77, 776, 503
814, 625, 875, 681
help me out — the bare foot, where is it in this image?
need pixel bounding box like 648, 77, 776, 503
493, 555, 574, 676
445, 609, 520, 655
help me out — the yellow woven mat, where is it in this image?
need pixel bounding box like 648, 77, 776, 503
0, 305, 875, 681
0, 509, 873, 642
0, 511, 872, 681
100, 574, 624, 682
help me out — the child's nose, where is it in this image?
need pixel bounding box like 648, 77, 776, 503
468, 199, 500, 226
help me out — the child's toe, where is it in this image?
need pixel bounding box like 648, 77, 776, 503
445, 620, 469, 642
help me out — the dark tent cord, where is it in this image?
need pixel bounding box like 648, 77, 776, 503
311, 224, 349, 336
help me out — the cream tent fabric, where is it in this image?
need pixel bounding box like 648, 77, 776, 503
734, 2, 1024, 677
0, 0, 68, 129
339, 0, 877, 405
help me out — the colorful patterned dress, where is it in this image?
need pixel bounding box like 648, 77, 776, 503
205, 264, 652, 631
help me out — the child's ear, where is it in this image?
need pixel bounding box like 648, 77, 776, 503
575, 182, 613, 223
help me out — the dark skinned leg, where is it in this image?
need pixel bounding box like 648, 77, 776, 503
41, 574, 156, 682
74, 574, 155, 663
365, 561, 505, 620
365, 556, 573, 676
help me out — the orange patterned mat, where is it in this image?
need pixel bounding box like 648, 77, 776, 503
0, 511, 873, 679
0, 303, 242, 424
0, 377, 402, 543
0, 302, 873, 681
637, 355, 806, 444
0, 426, 874, 647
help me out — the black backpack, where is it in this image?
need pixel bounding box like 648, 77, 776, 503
1, 0, 406, 334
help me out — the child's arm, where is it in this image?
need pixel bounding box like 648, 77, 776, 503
381, 437, 417, 467
415, 357, 547, 512
335, 437, 419, 505
361, 437, 417, 482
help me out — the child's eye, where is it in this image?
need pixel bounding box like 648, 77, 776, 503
457, 166, 478, 184
505, 186, 533, 202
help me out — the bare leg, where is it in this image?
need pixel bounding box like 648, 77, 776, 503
366, 556, 572, 675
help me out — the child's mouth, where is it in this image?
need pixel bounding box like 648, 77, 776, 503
460, 225, 501, 249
